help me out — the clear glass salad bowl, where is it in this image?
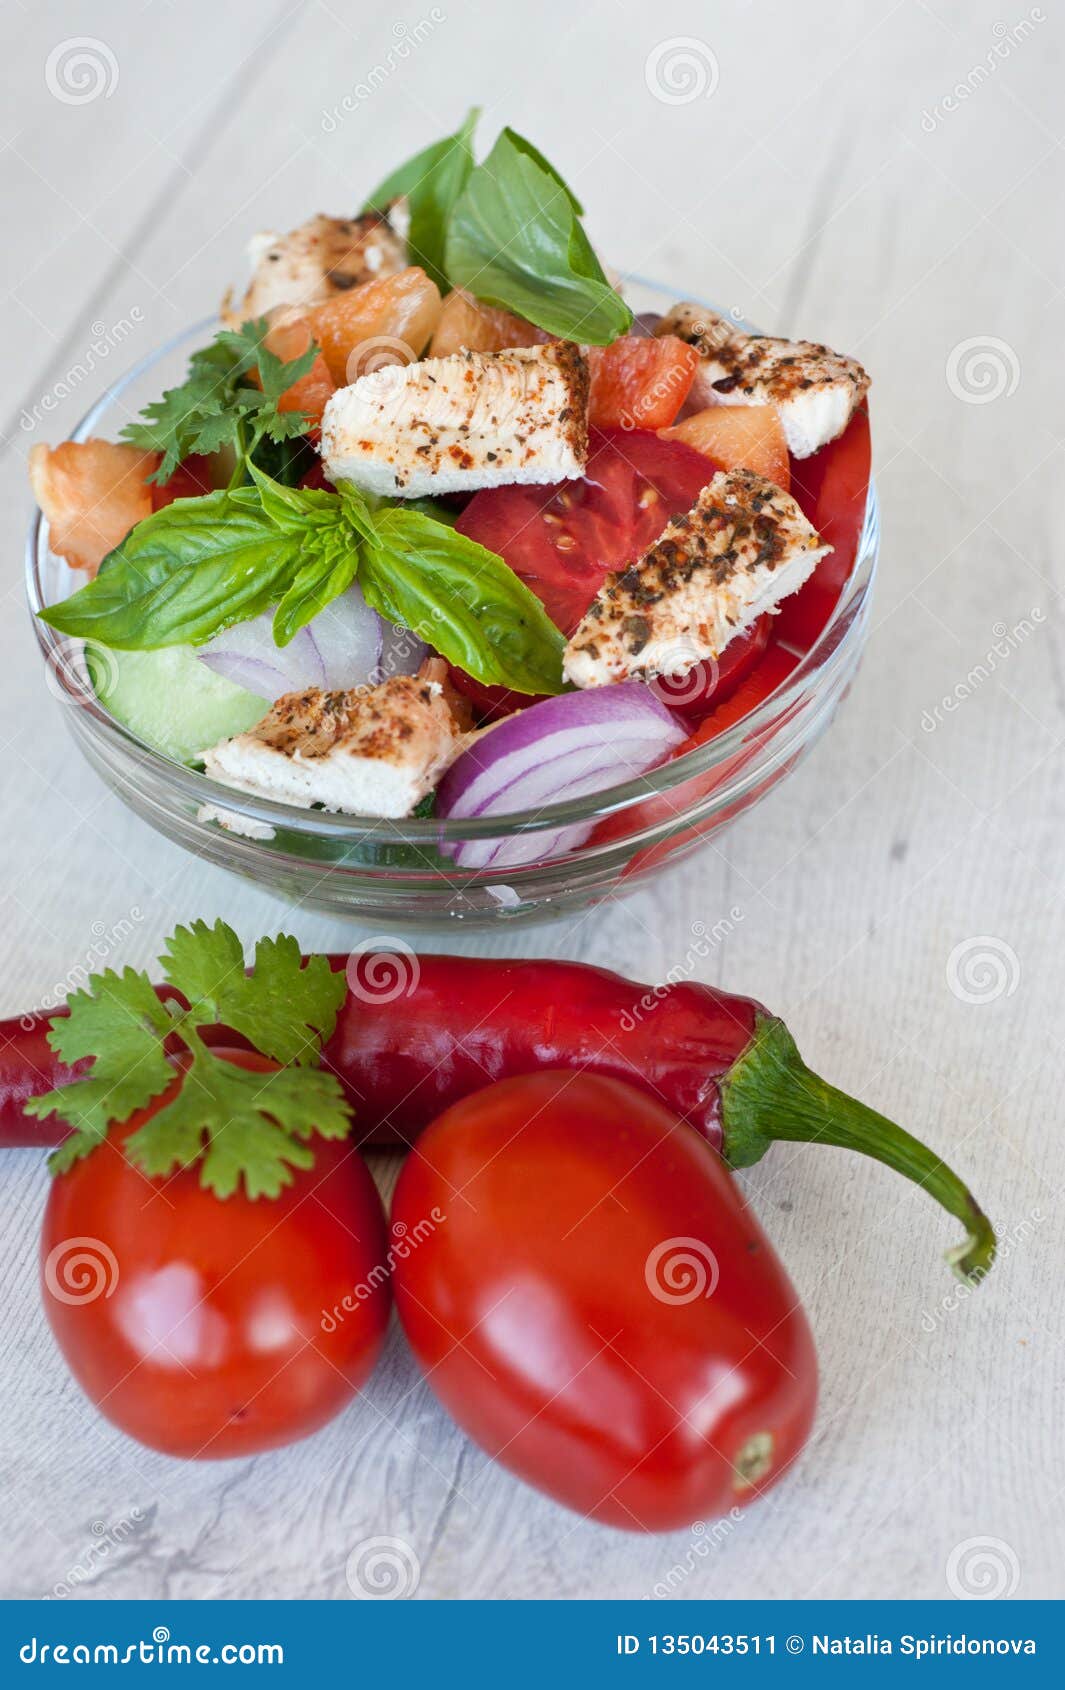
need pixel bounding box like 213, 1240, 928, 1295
26, 282, 879, 927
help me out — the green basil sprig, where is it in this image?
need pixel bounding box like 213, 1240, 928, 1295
363, 107, 480, 293
365, 112, 631, 344
40, 472, 565, 695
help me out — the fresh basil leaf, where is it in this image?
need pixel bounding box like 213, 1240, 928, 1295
248, 461, 341, 531
363, 107, 480, 292
40, 490, 299, 649
499, 128, 583, 215
272, 527, 359, 647
359, 509, 564, 695
446, 132, 630, 344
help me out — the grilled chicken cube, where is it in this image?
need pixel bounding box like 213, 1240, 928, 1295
655, 303, 869, 459
225, 207, 407, 323
201, 664, 470, 818
563, 469, 830, 689
320, 342, 589, 497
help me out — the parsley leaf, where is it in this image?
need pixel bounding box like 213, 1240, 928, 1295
26, 920, 352, 1199
162, 923, 346, 1067
126, 1058, 349, 1201
121, 318, 318, 486
363, 106, 479, 292
25, 970, 176, 1171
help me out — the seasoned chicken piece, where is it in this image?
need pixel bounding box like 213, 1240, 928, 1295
225, 207, 407, 323
655, 302, 869, 459
320, 342, 589, 497
201, 663, 471, 818
564, 469, 830, 689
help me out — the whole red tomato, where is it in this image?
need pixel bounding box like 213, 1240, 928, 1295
41, 1050, 390, 1459
392, 1071, 817, 1532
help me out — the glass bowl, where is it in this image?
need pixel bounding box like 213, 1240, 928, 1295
26, 281, 879, 927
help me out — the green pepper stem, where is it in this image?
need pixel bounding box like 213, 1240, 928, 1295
720, 1015, 996, 1286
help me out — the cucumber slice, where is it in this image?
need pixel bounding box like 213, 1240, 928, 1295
87, 644, 267, 765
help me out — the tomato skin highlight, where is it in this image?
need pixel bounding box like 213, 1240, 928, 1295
40, 1050, 390, 1459
392, 1071, 817, 1532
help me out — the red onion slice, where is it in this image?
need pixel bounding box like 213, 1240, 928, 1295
437, 683, 686, 869
197, 586, 422, 700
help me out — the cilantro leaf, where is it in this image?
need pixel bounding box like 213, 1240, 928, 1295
121, 318, 318, 486
161, 923, 347, 1067
364, 107, 480, 292
27, 920, 354, 1199
446, 131, 631, 343
160, 918, 245, 1007
24, 970, 176, 1168
126, 1057, 350, 1200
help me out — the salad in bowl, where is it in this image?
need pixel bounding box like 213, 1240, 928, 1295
28, 111, 874, 921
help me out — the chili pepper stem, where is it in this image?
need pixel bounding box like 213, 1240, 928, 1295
720, 1015, 996, 1286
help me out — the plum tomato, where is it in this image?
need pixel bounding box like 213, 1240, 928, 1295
40, 1050, 390, 1458
392, 1071, 817, 1532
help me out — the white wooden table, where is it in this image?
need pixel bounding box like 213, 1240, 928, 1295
1, 0, 1061, 1602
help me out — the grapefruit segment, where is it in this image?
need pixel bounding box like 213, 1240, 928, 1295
660, 405, 790, 490
308, 266, 442, 385
428, 288, 549, 358
587, 335, 698, 431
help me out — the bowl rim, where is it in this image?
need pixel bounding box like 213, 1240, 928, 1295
25, 293, 878, 845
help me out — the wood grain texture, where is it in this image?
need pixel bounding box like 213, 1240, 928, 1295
0, 0, 1061, 1602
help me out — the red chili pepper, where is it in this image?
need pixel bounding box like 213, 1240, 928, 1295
0, 954, 994, 1282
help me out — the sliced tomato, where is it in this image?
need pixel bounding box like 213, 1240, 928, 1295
650, 616, 771, 721
775, 404, 872, 649
453, 428, 721, 719
586, 335, 698, 431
